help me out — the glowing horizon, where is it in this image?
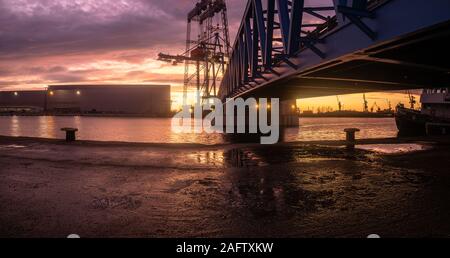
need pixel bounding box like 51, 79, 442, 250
0, 0, 422, 111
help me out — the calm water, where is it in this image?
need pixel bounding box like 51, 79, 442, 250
0, 116, 398, 144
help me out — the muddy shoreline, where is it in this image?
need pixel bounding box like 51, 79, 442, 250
1, 135, 450, 238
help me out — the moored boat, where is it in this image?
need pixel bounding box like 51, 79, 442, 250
396, 89, 450, 136
395, 105, 429, 136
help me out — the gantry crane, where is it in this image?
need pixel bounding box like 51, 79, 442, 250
407, 91, 417, 109
366, 96, 393, 113
363, 94, 369, 112
158, 0, 231, 105
371, 102, 381, 113
336, 96, 343, 112
386, 99, 393, 111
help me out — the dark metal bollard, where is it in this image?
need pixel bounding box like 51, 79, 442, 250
344, 128, 360, 149
61, 128, 78, 142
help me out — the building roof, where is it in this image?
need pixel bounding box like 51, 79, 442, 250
0, 90, 46, 94
48, 84, 170, 90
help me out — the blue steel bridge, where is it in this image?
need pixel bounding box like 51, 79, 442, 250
218, 0, 450, 101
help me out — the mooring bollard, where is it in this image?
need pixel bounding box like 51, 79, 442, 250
344, 128, 360, 149
61, 128, 78, 142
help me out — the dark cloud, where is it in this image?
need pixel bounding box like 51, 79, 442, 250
1, 0, 333, 60
0, 0, 190, 60
0, 0, 333, 89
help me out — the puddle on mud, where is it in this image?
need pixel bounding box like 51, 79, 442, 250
357, 144, 432, 154
0, 144, 27, 149
223, 145, 362, 168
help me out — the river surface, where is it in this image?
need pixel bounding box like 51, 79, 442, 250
0, 116, 398, 144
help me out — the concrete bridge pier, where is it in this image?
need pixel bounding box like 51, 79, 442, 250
280, 100, 300, 128
220, 98, 299, 143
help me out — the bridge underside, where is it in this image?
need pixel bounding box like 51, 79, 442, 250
219, 0, 450, 101
241, 20, 450, 100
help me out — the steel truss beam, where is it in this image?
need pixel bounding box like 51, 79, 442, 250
335, 0, 376, 40
218, 0, 450, 102
219, 0, 337, 100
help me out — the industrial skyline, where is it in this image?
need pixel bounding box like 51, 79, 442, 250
0, 0, 419, 110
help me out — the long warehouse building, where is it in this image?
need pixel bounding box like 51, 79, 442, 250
0, 91, 47, 113
0, 84, 171, 116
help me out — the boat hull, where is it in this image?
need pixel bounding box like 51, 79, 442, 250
395, 107, 429, 136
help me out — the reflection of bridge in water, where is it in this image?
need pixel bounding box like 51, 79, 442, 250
218, 0, 450, 102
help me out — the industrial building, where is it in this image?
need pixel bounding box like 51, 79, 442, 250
0, 84, 171, 117
0, 90, 46, 113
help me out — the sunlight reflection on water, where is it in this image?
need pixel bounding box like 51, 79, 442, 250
0, 116, 399, 144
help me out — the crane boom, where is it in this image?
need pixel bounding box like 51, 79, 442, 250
158, 0, 230, 105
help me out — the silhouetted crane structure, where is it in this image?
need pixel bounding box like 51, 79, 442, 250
363, 94, 369, 112
386, 99, 393, 111
407, 91, 417, 109
336, 96, 342, 112
371, 102, 381, 113
158, 0, 231, 105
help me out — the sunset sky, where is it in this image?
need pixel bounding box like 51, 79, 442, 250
0, 0, 419, 111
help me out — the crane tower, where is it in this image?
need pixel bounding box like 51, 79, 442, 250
158, 0, 231, 105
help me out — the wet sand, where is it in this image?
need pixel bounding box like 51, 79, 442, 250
1, 135, 450, 238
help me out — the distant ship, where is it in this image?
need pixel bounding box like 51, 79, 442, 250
396, 89, 450, 136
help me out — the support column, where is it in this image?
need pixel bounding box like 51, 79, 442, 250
280, 100, 300, 127
333, 0, 346, 24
